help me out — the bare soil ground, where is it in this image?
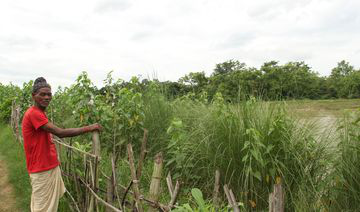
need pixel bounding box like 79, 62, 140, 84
0, 157, 18, 212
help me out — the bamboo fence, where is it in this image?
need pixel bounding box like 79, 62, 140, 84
10, 102, 284, 212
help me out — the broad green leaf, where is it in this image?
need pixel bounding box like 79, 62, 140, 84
191, 188, 206, 209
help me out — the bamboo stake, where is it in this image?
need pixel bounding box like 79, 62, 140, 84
80, 178, 123, 212
73, 172, 83, 211
107, 155, 122, 212
166, 172, 174, 197
65, 190, 81, 212
136, 129, 148, 180
127, 144, 144, 212
10, 100, 14, 128
94, 156, 100, 212
111, 155, 123, 210
92, 131, 101, 156
92, 131, 101, 212
212, 170, 220, 207
106, 173, 114, 212
167, 180, 180, 210
269, 182, 284, 212
229, 189, 239, 212
100, 171, 170, 211
121, 181, 133, 209
88, 160, 95, 212
15, 105, 20, 143
148, 152, 163, 212
224, 184, 240, 212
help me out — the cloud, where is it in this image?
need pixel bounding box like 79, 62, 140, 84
216, 32, 255, 49
1, 0, 360, 87
94, 0, 131, 14
0, 35, 40, 50
247, 0, 312, 20
137, 16, 164, 27
131, 31, 152, 41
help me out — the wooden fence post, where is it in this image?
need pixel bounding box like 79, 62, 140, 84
148, 152, 163, 212
137, 129, 148, 180
212, 170, 220, 208
88, 130, 101, 212
224, 184, 240, 212
10, 100, 15, 128
15, 105, 20, 143
269, 180, 284, 212
127, 144, 144, 212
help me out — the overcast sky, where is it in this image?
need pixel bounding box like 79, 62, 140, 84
1, 0, 359, 88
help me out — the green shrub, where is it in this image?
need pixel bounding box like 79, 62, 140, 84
330, 111, 360, 210
165, 96, 331, 210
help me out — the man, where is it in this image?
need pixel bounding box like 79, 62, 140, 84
22, 77, 102, 212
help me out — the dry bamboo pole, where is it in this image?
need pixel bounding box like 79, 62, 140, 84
269, 181, 284, 212
88, 160, 95, 212
74, 172, 83, 211
15, 105, 20, 143
212, 170, 220, 208
79, 178, 123, 212
127, 144, 144, 212
106, 172, 114, 212
88, 131, 101, 212
53, 138, 100, 159
94, 156, 100, 212
166, 172, 174, 197
65, 190, 81, 212
10, 100, 15, 128
136, 129, 148, 180
121, 181, 133, 209
92, 131, 101, 156
111, 155, 123, 210
100, 171, 170, 211
107, 154, 123, 212
148, 152, 163, 212
224, 184, 240, 212
167, 180, 180, 211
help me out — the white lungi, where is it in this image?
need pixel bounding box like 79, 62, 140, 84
29, 166, 66, 212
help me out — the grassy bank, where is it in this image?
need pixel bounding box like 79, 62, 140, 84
286, 98, 359, 118
0, 124, 70, 211
0, 124, 31, 211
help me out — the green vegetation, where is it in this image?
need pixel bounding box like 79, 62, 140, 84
1, 60, 360, 210
0, 125, 31, 211
163, 60, 360, 101
330, 111, 360, 210
0, 125, 71, 211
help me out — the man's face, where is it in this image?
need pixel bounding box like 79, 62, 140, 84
32, 87, 52, 109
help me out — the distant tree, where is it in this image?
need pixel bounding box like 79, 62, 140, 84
208, 60, 254, 101
179, 72, 208, 94
330, 60, 354, 78
329, 60, 357, 98
212, 60, 246, 76
260, 61, 322, 99
259, 61, 284, 99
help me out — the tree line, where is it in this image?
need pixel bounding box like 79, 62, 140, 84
158, 60, 360, 101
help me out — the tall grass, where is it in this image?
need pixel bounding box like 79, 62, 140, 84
162, 97, 333, 210
330, 111, 360, 210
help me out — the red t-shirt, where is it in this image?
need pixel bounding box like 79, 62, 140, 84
22, 106, 59, 173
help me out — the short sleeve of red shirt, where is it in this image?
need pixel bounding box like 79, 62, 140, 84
28, 108, 49, 130
22, 106, 59, 173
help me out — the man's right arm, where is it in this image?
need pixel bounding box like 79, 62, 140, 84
40, 122, 102, 138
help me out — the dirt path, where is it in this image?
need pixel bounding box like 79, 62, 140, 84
0, 157, 18, 212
